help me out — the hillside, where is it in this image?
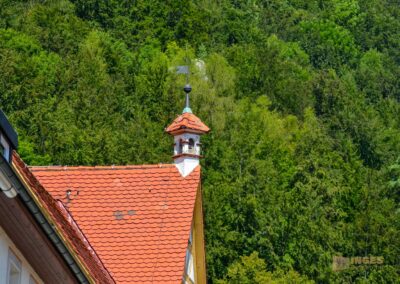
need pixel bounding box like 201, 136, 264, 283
0, 0, 399, 282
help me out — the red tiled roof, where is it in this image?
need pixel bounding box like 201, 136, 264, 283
12, 152, 114, 283
165, 112, 210, 134
30, 163, 201, 283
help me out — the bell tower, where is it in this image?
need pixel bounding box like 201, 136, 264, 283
165, 85, 210, 177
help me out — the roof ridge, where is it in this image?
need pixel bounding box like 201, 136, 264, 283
30, 163, 176, 171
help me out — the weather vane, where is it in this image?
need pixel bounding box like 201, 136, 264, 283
176, 46, 192, 113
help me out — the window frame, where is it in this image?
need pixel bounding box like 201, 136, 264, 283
7, 249, 22, 284
188, 138, 195, 154
0, 133, 11, 162
29, 275, 39, 284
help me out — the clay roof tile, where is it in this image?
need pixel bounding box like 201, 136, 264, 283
29, 162, 201, 283
165, 112, 210, 134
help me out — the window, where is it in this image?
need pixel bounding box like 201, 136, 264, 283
179, 139, 183, 154
188, 138, 195, 154
7, 250, 21, 284
186, 250, 195, 282
185, 228, 195, 282
0, 134, 10, 162
29, 276, 39, 284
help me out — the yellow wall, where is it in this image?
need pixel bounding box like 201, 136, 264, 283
183, 184, 206, 284
192, 184, 207, 284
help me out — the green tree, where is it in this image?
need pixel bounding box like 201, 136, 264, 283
297, 19, 359, 69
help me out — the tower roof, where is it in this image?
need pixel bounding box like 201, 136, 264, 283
165, 112, 210, 135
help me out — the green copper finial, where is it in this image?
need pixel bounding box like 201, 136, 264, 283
182, 84, 192, 113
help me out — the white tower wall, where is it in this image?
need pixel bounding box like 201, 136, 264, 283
173, 133, 201, 177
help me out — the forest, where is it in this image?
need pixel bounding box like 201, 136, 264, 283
0, 0, 399, 282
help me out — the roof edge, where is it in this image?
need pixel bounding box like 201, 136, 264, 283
0, 153, 90, 283
166, 128, 210, 136
11, 151, 115, 284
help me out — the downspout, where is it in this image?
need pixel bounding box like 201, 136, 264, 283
0, 155, 90, 284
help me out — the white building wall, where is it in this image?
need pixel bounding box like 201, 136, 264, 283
175, 156, 199, 178
0, 226, 43, 284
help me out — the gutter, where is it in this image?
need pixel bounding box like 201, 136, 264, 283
0, 155, 90, 284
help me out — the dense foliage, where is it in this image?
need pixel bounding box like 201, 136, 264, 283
1, 0, 399, 282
